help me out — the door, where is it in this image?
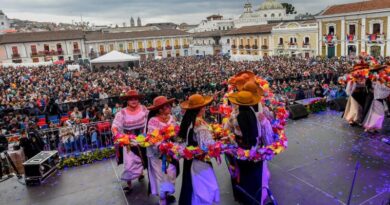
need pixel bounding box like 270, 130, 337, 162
370, 46, 381, 58
348, 45, 356, 57
327, 46, 335, 58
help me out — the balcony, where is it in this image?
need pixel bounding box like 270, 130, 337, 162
183, 44, 190, 49
174, 45, 181, 49
239, 45, 244, 49
231, 45, 237, 49
323, 34, 337, 45
73, 49, 81, 54
252, 45, 258, 50
147, 47, 155, 52
127, 49, 135, 53
42, 50, 58, 56
302, 44, 310, 49
277, 44, 284, 49
57, 50, 64, 55
30, 52, 40, 57
12, 53, 21, 59
157, 47, 163, 51
366, 33, 385, 44
346, 34, 357, 43
138, 48, 145, 53
261, 45, 268, 50
288, 43, 298, 49
245, 45, 251, 49
165, 46, 172, 50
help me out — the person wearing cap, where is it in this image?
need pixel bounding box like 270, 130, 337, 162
178, 94, 220, 205
111, 90, 149, 191
226, 90, 265, 205
146, 96, 178, 205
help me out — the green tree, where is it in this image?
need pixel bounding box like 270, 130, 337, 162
282, 3, 297, 14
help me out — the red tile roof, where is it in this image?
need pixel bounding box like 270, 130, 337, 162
225, 24, 276, 36
85, 29, 189, 41
320, 0, 390, 16
0, 30, 84, 44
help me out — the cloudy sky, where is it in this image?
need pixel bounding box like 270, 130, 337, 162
2, 0, 362, 26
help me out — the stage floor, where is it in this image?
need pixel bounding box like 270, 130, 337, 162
0, 111, 389, 205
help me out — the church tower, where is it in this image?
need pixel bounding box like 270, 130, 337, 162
137, 17, 142, 27
130, 17, 135, 27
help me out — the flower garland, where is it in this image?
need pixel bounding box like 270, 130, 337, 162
339, 67, 390, 87
114, 75, 289, 162
306, 98, 327, 113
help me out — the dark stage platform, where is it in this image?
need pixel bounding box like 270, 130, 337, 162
0, 111, 389, 205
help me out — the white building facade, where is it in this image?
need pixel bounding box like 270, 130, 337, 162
0, 10, 10, 32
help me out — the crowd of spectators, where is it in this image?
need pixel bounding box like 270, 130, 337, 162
1, 55, 386, 136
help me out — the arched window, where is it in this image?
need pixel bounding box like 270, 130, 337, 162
271, 13, 275, 17
279, 38, 283, 45
264, 14, 267, 18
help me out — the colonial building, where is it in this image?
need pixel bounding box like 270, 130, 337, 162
222, 24, 275, 57
0, 10, 10, 32
85, 29, 191, 61
189, 15, 234, 33
272, 20, 318, 58
190, 30, 227, 56
0, 30, 86, 63
316, 0, 390, 57
234, 0, 295, 28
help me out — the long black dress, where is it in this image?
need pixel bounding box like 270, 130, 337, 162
231, 106, 263, 205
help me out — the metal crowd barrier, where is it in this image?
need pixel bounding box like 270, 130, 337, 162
37, 120, 113, 156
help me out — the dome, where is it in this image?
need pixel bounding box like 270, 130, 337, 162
258, 0, 284, 10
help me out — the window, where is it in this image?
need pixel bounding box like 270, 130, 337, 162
119, 44, 124, 51
227, 39, 230, 44
263, 38, 268, 45
279, 13, 282, 17
12, 46, 18, 54
349, 24, 356, 35
128, 42, 133, 50
271, 13, 275, 17
73, 42, 79, 49
31, 45, 37, 54
1, 22, 3, 25
209, 40, 211, 45
240, 39, 243, 45
373, 23, 381, 34
166, 40, 170, 46
247, 39, 250, 45
304, 37, 310, 44
279, 38, 283, 45
157, 40, 162, 48
328, 26, 335, 35
254, 39, 258, 45
264, 14, 267, 18
290, 37, 297, 44
175, 39, 179, 46
109, 44, 114, 51
138, 41, 143, 49
233, 39, 236, 45
44, 44, 49, 51
99, 45, 105, 52
147, 41, 153, 48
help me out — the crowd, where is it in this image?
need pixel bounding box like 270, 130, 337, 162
0, 55, 372, 135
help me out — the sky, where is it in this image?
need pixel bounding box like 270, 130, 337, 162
2, 0, 362, 26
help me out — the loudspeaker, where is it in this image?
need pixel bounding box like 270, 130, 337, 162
23, 151, 60, 186
329, 98, 347, 112
288, 104, 309, 120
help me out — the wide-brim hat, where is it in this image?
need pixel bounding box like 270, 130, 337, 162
228, 91, 261, 106
180, 94, 213, 110
147, 96, 175, 110
369, 64, 387, 72
242, 81, 264, 97
228, 70, 256, 90
349, 63, 370, 73
120, 90, 144, 100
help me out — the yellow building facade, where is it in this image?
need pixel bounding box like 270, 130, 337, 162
317, 0, 390, 57
272, 20, 318, 58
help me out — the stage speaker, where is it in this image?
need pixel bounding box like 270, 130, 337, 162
329, 98, 347, 112
23, 151, 60, 186
288, 104, 309, 120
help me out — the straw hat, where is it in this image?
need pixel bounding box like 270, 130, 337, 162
120, 90, 144, 100
228, 70, 256, 90
180, 94, 213, 110
228, 91, 261, 106
147, 96, 175, 110
369, 64, 387, 72
242, 81, 264, 97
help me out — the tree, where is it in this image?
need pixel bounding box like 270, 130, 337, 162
282, 3, 297, 14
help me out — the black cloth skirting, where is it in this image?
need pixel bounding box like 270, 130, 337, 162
232, 159, 263, 205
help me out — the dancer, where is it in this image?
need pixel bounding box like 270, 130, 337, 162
226, 90, 265, 205
363, 68, 390, 133
112, 90, 148, 191
178, 94, 220, 205
343, 64, 369, 125
146, 96, 178, 204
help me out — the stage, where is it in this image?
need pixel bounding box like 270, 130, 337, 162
0, 111, 389, 205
